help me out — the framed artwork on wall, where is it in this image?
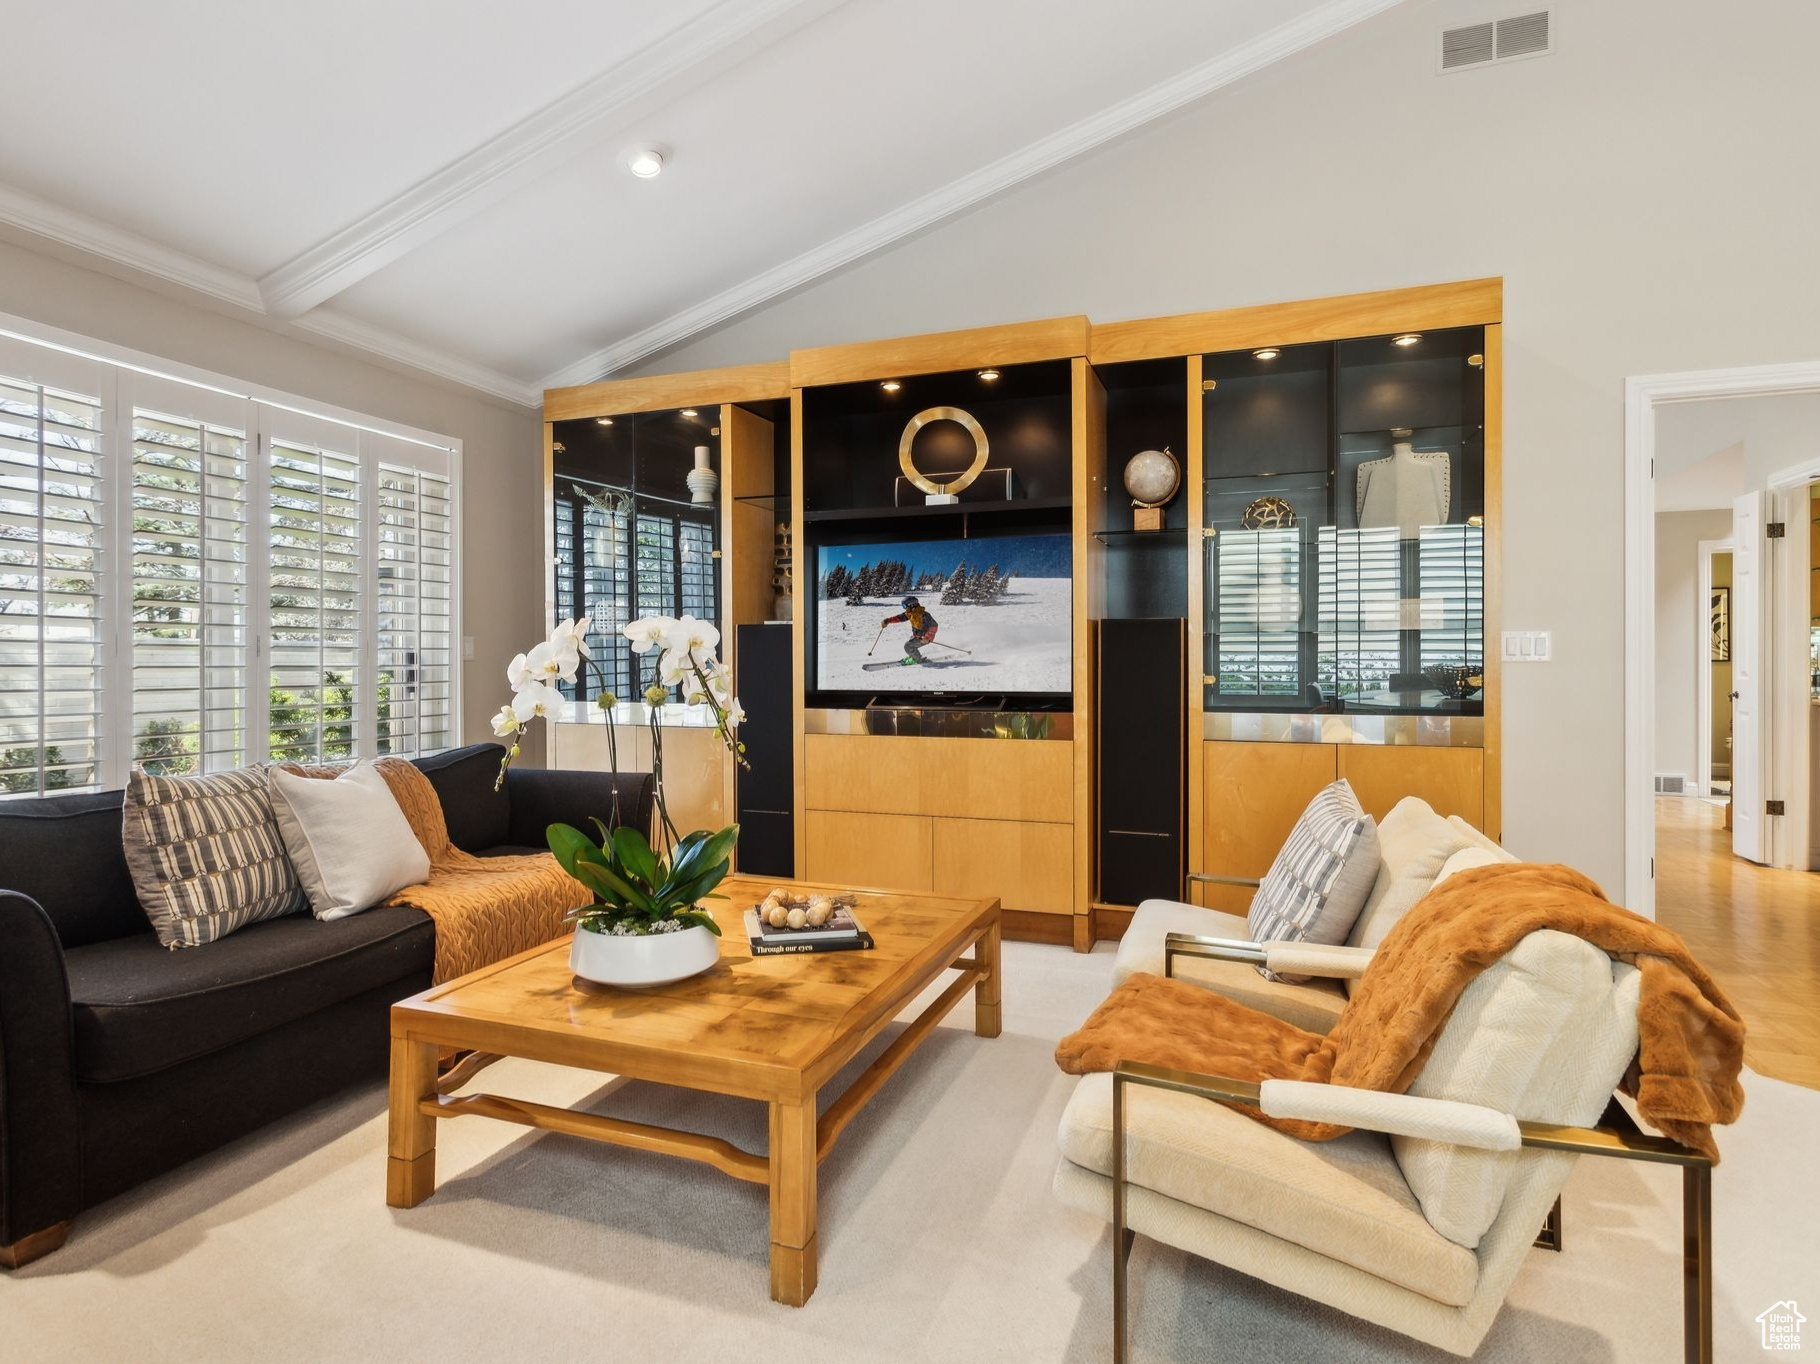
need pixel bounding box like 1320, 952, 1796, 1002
1711, 586, 1731, 662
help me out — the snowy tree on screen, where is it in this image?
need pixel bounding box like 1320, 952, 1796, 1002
940, 564, 971, 604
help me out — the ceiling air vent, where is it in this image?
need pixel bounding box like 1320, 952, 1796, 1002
1440, 11, 1552, 73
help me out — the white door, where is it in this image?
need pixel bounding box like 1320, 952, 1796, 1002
1731, 491, 1768, 863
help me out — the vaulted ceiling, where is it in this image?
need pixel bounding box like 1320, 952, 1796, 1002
0, 0, 1400, 405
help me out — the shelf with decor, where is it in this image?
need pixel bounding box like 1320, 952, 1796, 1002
789, 319, 1096, 946
540, 364, 794, 873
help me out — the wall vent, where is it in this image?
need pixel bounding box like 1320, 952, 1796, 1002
1655, 774, 1687, 796
1440, 11, 1552, 72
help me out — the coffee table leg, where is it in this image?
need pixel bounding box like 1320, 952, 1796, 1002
974, 916, 1002, 1039
387, 1034, 439, 1208
768, 1096, 819, 1306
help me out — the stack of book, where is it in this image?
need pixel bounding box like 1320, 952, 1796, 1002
743, 904, 874, 955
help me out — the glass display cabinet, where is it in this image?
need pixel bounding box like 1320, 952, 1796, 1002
1202, 326, 1486, 716
549, 407, 722, 702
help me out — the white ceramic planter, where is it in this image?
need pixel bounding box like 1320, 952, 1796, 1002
570, 922, 720, 988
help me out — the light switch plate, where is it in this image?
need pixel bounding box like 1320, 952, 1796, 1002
461, 635, 475, 661
1501, 630, 1551, 662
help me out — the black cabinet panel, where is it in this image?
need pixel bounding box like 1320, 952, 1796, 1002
735, 623, 793, 877
1097, 617, 1185, 906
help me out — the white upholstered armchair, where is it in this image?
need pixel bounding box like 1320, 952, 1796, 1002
1053, 929, 1716, 1362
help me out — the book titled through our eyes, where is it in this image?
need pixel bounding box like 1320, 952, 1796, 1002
743, 908, 874, 955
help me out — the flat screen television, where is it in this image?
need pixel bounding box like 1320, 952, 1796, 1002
812, 530, 1072, 699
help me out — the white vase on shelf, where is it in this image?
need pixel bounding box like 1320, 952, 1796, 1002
686, 445, 718, 505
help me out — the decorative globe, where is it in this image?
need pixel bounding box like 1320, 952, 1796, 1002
1123, 447, 1180, 507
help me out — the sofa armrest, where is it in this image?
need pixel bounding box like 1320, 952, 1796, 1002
1163, 932, 1375, 981
503, 767, 656, 849
1259, 1080, 1521, 1150
0, 890, 81, 1249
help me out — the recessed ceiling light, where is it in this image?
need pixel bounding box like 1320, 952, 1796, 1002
881, 380, 902, 393
977, 369, 1000, 382
680, 408, 698, 418
1392, 333, 1423, 347
595, 417, 614, 426
625, 147, 665, 179
1252, 348, 1280, 361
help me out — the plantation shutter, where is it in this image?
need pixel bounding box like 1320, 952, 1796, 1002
1318, 526, 1402, 699
1213, 527, 1302, 697
679, 516, 716, 623
127, 377, 252, 775
0, 343, 108, 795
1418, 523, 1486, 670
267, 416, 363, 764
369, 431, 456, 757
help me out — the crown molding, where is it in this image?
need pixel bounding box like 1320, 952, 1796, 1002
0, 179, 540, 407
256, 0, 846, 320
0, 181, 264, 311
540, 0, 1404, 387
295, 309, 542, 407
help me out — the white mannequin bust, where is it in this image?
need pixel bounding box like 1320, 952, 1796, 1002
1356, 435, 1450, 536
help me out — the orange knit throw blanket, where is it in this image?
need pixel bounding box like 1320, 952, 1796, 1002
283, 759, 586, 985
1056, 863, 1746, 1161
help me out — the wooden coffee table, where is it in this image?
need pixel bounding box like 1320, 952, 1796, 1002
385, 875, 1000, 1305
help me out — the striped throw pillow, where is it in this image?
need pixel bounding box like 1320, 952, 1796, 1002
1246, 779, 1379, 981
123, 765, 306, 948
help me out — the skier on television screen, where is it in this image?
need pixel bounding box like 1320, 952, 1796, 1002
883, 595, 938, 665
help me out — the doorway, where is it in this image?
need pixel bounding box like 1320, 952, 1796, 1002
1627, 369, 1820, 918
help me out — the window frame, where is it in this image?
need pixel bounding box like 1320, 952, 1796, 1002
0, 314, 463, 794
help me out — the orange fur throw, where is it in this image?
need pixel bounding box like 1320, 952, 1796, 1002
1056, 863, 1745, 1161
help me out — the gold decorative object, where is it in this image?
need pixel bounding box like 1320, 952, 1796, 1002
898, 406, 988, 501
1240, 495, 1296, 530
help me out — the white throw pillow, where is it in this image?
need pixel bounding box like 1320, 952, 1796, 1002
267, 761, 431, 920
1432, 845, 1515, 887
1246, 780, 1380, 981
1344, 797, 1478, 953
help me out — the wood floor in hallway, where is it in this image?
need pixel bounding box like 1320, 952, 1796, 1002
1655, 796, 1820, 1088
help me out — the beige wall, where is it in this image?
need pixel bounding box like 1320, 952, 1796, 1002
631, 0, 1820, 898
1654, 511, 1731, 787
0, 234, 545, 762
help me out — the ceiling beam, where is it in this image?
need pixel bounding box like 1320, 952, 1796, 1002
256, 0, 848, 320
540, 0, 1404, 388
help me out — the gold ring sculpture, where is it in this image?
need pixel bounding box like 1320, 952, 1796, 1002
898, 406, 988, 496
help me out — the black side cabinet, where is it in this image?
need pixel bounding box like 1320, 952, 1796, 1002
1097, 617, 1186, 906
735, 623, 794, 877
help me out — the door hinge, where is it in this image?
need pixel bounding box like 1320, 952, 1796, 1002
1767, 522, 1786, 539
1767, 799, 1787, 816
1649, 856, 1656, 878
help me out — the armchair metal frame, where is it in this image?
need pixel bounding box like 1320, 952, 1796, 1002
1109, 1061, 1714, 1364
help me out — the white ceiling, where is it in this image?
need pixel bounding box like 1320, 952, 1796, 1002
0, 0, 1401, 405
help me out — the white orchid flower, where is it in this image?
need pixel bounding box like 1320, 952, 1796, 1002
506, 652, 534, 690
509, 680, 566, 724
490, 704, 522, 737
521, 639, 577, 686
549, 615, 592, 658
670, 615, 720, 656
657, 647, 693, 689
624, 615, 677, 655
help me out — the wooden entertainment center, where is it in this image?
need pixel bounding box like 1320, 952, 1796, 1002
544, 279, 1502, 950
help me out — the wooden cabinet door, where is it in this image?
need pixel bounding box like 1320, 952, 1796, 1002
932, 818, 1072, 916
805, 811, 931, 892
1338, 745, 1484, 827
1199, 742, 1337, 913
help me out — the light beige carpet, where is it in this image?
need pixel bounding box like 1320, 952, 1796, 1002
2, 942, 1813, 1363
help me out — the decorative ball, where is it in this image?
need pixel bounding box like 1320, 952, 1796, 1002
1425, 664, 1484, 699
1123, 447, 1181, 508
1241, 496, 1297, 530
786, 907, 808, 931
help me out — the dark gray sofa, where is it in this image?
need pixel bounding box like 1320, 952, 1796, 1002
0, 742, 651, 1267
